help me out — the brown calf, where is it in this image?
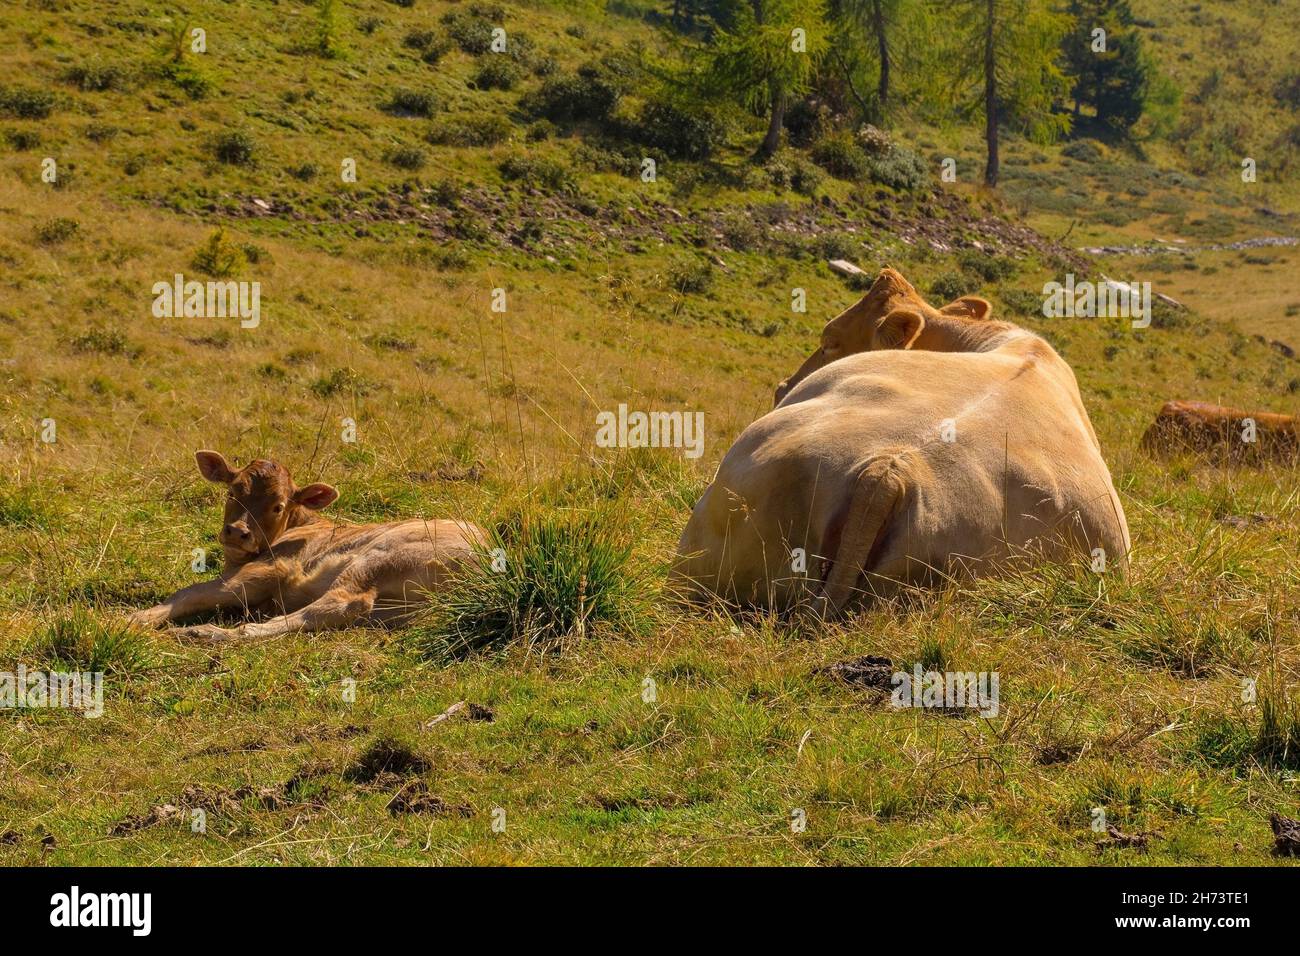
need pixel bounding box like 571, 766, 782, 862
129, 451, 487, 642
1141, 400, 1298, 463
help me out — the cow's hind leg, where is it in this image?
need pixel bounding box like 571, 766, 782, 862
180, 588, 377, 643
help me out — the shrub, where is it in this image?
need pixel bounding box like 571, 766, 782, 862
288, 161, 319, 181
523, 72, 619, 124
0, 86, 57, 119
1062, 139, 1105, 163
790, 158, 823, 195
812, 130, 869, 179
35, 217, 80, 244
930, 272, 968, 302
957, 248, 1017, 283
384, 88, 439, 117
70, 327, 130, 355
85, 122, 119, 142
473, 57, 522, 90
4, 128, 40, 150
66, 62, 129, 91
403, 29, 453, 65
635, 99, 727, 160
720, 212, 762, 251
441, 10, 495, 54
211, 129, 257, 165
387, 145, 426, 170
867, 145, 929, 192
784, 97, 833, 147
191, 228, 247, 278
158, 60, 212, 99
426, 114, 512, 146
499, 154, 574, 192
407, 510, 649, 659
667, 257, 714, 295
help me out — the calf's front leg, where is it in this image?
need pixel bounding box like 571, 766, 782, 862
178, 588, 377, 643
129, 565, 276, 629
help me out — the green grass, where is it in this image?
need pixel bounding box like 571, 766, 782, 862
0, 0, 1298, 866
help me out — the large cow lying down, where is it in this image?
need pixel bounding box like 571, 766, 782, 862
1142, 400, 1298, 462
129, 451, 487, 641
672, 268, 1131, 613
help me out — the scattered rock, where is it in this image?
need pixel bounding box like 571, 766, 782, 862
386, 780, 472, 817
816, 654, 894, 691
435, 461, 485, 483
1219, 512, 1274, 530
1270, 813, 1300, 857
425, 700, 495, 729
828, 258, 868, 277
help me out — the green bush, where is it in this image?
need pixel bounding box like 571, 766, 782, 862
386, 145, 426, 170
191, 228, 247, 278
523, 72, 619, 124
473, 57, 522, 90
499, 154, 575, 192
667, 257, 714, 294
211, 129, 257, 165
635, 99, 727, 160
66, 62, 129, 92
35, 217, 80, 245
427, 114, 512, 146
867, 145, 929, 192
384, 88, 439, 117
0, 86, 57, 119
930, 272, 968, 302
441, 10, 495, 54
812, 130, 869, 179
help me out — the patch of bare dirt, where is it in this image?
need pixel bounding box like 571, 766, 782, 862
386, 780, 472, 817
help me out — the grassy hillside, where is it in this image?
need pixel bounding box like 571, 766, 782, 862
1, 0, 1299, 865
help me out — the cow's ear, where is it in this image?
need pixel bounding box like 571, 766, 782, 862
875, 308, 925, 349
195, 450, 236, 484
293, 483, 338, 511
939, 296, 992, 321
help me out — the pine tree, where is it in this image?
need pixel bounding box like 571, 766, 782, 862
949, 0, 1071, 185
703, 0, 831, 158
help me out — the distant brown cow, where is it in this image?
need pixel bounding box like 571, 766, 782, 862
1141, 401, 1298, 462
129, 451, 487, 641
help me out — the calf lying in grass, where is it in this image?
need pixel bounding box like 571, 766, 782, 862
129, 451, 487, 642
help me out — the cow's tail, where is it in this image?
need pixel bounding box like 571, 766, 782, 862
819, 455, 908, 615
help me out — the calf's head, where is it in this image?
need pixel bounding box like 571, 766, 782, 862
773, 267, 993, 405
195, 450, 338, 560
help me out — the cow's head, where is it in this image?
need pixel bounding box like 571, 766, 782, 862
195, 450, 338, 561
773, 267, 993, 405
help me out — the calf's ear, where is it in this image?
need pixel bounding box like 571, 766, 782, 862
939, 296, 992, 321
195, 450, 236, 484
293, 483, 338, 511
874, 308, 925, 350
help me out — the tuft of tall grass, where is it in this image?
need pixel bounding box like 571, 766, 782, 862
31, 608, 155, 678
408, 509, 653, 660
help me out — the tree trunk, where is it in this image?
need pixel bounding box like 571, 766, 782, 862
983, 0, 999, 186
760, 83, 785, 158
873, 0, 890, 107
